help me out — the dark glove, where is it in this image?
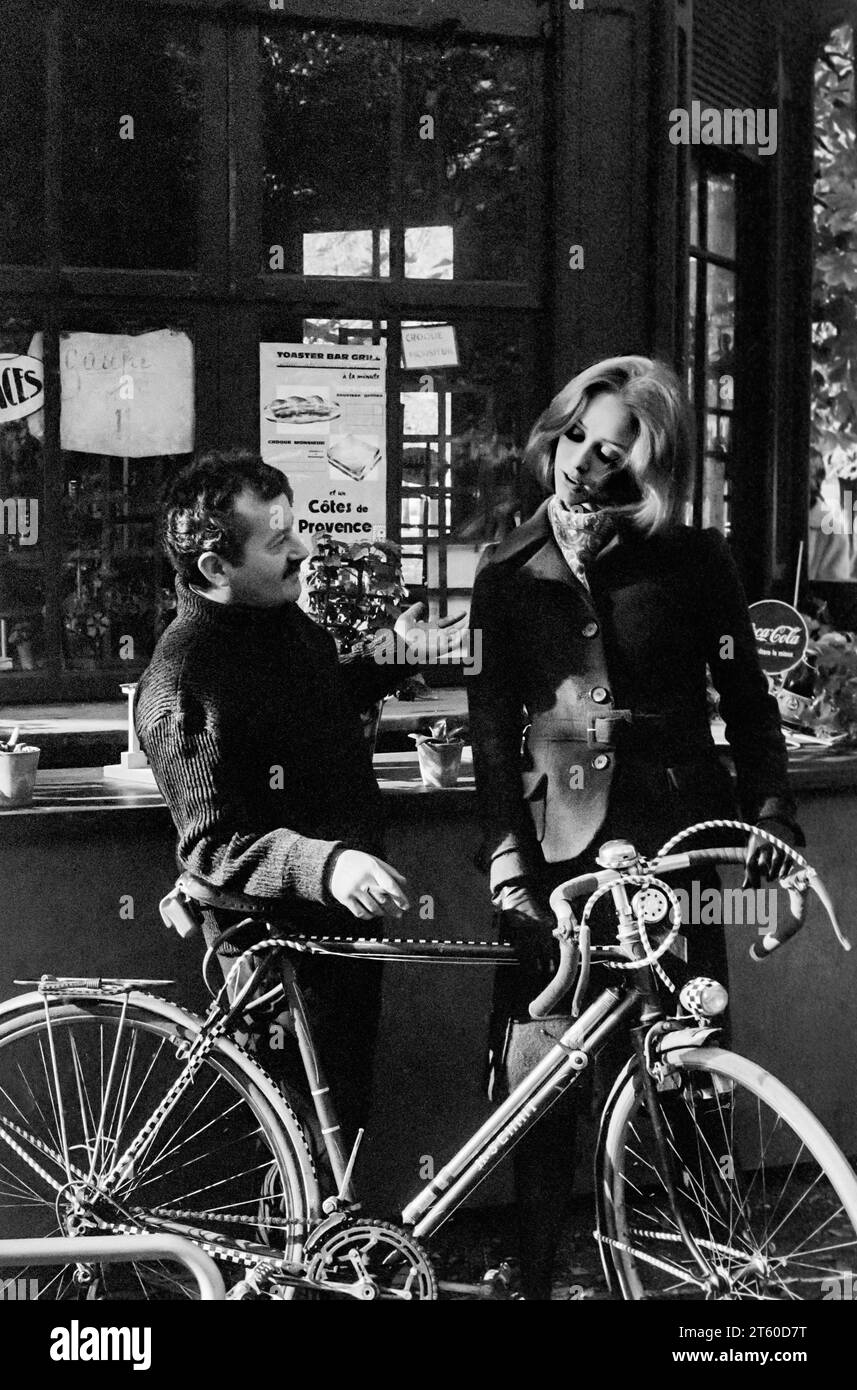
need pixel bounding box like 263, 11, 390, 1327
496, 884, 557, 977
743, 818, 803, 889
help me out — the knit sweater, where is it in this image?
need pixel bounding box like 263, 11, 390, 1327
135, 579, 403, 908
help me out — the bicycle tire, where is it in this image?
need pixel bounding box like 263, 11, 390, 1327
598, 1046, 857, 1301
0, 991, 321, 1300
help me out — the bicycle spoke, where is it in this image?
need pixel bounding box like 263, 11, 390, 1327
130, 1127, 270, 1204
603, 1053, 857, 1300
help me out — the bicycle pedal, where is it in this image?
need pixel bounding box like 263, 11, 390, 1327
481, 1259, 522, 1300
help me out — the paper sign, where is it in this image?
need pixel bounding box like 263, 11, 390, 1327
401, 323, 459, 371
259, 342, 387, 546
60, 330, 194, 457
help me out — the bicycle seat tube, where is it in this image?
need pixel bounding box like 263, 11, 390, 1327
280, 958, 353, 1202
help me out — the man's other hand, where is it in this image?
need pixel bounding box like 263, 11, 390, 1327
329, 850, 411, 920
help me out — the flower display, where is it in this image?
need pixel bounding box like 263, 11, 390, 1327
304, 535, 409, 655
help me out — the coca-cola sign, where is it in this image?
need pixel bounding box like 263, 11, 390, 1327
749, 600, 808, 674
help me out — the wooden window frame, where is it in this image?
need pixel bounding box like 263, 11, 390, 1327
688, 149, 772, 593
1, 0, 549, 698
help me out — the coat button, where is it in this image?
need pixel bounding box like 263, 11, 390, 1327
591, 686, 610, 703
582, 620, 599, 638
592, 753, 611, 771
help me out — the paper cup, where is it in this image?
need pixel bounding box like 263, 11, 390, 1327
0, 746, 41, 805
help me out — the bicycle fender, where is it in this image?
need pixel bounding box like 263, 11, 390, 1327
657, 1026, 720, 1054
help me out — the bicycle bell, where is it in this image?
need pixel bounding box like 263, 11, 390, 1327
596, 839, 640, 870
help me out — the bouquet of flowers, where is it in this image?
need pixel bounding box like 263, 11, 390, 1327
789, 599, 857, 745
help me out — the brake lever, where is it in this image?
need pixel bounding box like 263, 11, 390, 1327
750, 867, 852, 961
801, 867, 851, 952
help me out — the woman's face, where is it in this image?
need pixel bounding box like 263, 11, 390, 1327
553, 391, 637, 508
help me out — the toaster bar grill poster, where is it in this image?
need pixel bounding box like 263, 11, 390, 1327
259, 342, 387, 544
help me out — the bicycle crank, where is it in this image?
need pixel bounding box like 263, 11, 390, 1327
303, 1218, 438, 1301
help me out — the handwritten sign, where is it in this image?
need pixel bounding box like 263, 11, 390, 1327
60, 330, 194, 457
401, 323, 459, 371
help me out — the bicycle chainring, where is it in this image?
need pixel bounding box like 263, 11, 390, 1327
304, 1219, 438, 1301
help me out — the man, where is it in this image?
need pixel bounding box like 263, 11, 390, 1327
135, 449, 461, 1158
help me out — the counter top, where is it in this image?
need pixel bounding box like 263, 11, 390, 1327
1, 741, 855, 828
0, 750, 477, 827
0, 691, 470, 766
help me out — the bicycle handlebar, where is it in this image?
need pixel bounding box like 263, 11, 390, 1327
535, 840, 851, 1020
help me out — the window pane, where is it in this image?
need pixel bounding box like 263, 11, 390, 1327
0, 317, 46, 676
706, 173, 736, 260
303, 318, 385, 346
702, 456, 727, 533
61, 6, 201, 269
705, 267, 735, 410
0, 3, 45, 265
689, 165, 699, 248
688, 256, 698, 398
403, 42, 538, 280
399, 315, 531, 609
262, 30, 395, 276
59, 322, 194, 670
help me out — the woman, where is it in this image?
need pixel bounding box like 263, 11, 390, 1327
467, 356, 803, 1300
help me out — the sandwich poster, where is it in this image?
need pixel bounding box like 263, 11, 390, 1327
259, 342, 387, 545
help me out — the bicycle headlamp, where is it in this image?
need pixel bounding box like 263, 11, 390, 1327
679, 977, 729, 1019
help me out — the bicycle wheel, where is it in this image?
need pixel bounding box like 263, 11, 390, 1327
599, 1046, 857, 1300
0, 991, 320, 1300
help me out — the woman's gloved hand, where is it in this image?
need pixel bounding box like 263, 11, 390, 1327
496, 883, 557, 977
743, 818, 803, 889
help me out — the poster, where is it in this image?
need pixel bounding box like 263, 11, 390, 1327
59, 329, 194, 458
259, 342, 386, 546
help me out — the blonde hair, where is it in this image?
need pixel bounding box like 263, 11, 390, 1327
525, 356, 694, 534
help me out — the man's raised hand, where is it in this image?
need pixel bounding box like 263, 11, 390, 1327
393, 601, 470, 662
329, 850, 411, 921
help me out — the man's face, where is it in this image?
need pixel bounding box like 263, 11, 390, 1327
218, 488, 309, 607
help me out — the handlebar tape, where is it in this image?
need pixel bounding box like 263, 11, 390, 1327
750, 880, 809, 961
528, 937, 580, 1020
750, 868, 851, 961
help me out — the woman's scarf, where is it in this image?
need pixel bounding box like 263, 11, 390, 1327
547, 494, 617, 589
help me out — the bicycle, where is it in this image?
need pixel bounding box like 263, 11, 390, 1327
1, 819, 855, 1301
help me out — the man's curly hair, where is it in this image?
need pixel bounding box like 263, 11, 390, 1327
161, 450, 293, 588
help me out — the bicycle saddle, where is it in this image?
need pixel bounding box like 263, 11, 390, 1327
175, 872, 297, 921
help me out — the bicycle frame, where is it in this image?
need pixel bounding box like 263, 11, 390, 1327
216, 886, 726, 1259
402, 983, 638, 1238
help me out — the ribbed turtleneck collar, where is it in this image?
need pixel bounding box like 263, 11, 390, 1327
174, 577, 299, 635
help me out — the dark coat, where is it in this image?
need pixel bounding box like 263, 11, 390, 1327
467, 501, 800, 899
